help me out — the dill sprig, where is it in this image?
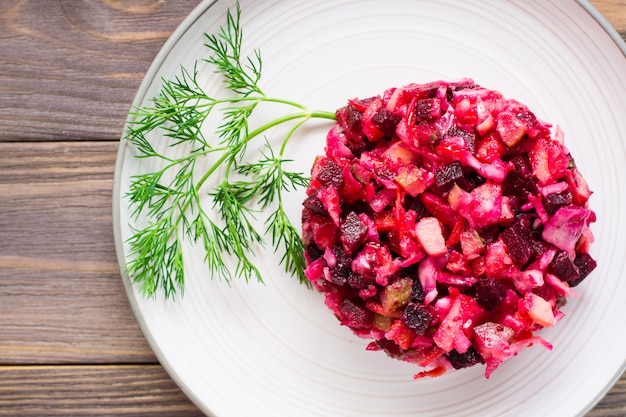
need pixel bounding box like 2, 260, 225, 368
123, 4, 336, 298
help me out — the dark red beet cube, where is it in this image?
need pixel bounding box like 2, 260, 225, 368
502, 155, 538, 197
339, 211, 368, 254
371, 107, 402, 137
343, 104, 363, 131
411, 276, 426, 303
569, 252, 598, 287
548, 250, 580, 281
543, 190, 573, 216
302, 193, 327, 216
500, 215, 534, 266
416, 98, 441, 121
374, 338, 404, 358
333, 245, 352, 271
316, 158, 344, 189
401, 302, 433, 335
305, 243, 323, 262
336, 99, 374, 142
339, 298, 374, 329
474, 277, 507, 309
446, 346, 484, 369
434, 161, 468, 194
446, 126, 476, 153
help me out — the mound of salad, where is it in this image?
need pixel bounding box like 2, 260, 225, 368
301, 79, 597, 378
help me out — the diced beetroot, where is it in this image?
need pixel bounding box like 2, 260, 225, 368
502, 154, 538, 197
500, 215, 534, 267
302, 193, 326, 216
339, 211, 368, 254
416, 98, 442, 122
548, 250, 580, 281
401, 302, 434, 335
474, 277, 507, 310
434, 161, 468, 194
446, 125, 476, 153
543, 190, 573, 216
314, 157, 344, 189
446, 346, 484, 370
570, 252, 597, 287
338, 298, 374, 329
303, 79, 597, 380
371, 107, 402, 137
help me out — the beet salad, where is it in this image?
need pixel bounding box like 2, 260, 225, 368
301, 79, 597, 378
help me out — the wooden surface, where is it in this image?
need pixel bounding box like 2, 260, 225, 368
0, 1, 624, 416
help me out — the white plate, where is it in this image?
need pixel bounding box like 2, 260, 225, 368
113, 1, 626, 416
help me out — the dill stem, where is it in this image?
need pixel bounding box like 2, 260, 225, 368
196, 108, 335, 193
159, 106, 335, 247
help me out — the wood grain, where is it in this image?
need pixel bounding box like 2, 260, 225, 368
0, 365, 203, 417
0, 141, 154, 364
0, 0, 201, 141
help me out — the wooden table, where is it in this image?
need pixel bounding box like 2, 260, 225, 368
0, 1, 624, 415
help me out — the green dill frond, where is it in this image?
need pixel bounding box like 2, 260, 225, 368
122, 4, 336, 298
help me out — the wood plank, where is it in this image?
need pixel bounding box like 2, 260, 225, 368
0, 141, 154, 364
0, 0, 200, 141
0, 365, 203, 417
